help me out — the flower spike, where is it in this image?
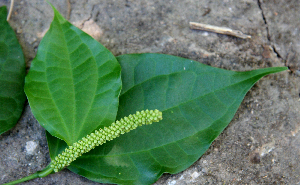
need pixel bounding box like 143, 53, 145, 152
50, 109, 162, 172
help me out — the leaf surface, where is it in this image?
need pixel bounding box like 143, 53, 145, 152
48, 53, 287, 184
25, 6, 122, 145
0, 6, 26, 134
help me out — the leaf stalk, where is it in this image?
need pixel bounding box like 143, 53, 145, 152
3, 165, 54, 185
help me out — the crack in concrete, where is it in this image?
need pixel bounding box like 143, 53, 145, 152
272, 45, 284, 59
257, 0, 284, 60
30, 2, 45, 16
79, 4, 96, 28
257, 0, 270, 40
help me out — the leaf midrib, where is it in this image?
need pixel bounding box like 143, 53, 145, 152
80, 75, 258, 159
44, 18, 75, 144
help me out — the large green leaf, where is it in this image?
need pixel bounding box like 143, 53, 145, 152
0, 6, 26, 134
25, 5, 122, 145
47, 53, 287, 184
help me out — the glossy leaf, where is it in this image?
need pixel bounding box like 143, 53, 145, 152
25, 5, 122, 145
0, 6, 26, 135
47, 53, 286, 184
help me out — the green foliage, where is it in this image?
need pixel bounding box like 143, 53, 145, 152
24, 5, 122, 145
47, 53, 287, 184
3, 3, 287, 185
0, 6, 26, 135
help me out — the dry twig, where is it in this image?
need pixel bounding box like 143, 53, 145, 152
67, 0, 71, 20
7, 0, 14, 21
189, 22, 251, 39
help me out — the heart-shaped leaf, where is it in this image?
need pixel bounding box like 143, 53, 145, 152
25, 5, 122, 145
47, 53, 286, 184
0, 6, 26, 135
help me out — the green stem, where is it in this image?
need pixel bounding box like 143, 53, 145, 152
3, 164, 54, 185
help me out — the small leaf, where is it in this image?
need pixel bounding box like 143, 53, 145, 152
62, 54, 286, 184
25, 5, 122, 145
0, 6, 26, 135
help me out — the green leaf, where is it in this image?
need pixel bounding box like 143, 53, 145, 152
0, 6, 26, 135
46, 130, 68, 161
62, 54, 285, 184
25, 5, 122, 145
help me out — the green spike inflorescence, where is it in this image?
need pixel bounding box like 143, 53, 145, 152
50, 109, 163, 172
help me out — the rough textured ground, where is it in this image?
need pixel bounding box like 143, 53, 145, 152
0, 0, 299, 184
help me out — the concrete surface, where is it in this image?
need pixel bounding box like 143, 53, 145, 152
0, 0, 299, 184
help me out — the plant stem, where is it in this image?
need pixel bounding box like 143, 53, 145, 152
3, 165, 54, 185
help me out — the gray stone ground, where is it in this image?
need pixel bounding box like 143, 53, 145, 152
0, 0, 299, 184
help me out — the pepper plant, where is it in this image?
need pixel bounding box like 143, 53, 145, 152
1, 3, 287, 185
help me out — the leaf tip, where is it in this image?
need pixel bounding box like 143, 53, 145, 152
46, 1, 67, 23
272, 66, 289, 73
